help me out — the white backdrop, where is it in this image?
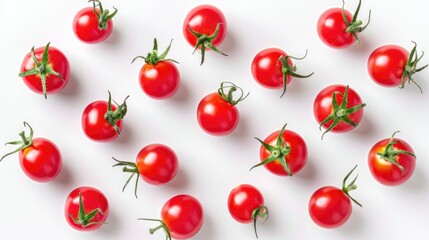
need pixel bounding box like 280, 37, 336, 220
0, 0, 428, 239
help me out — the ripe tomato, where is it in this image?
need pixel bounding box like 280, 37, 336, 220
65, 186, 109, 231
367, 42, 427, 92
317, 0, 371, 48
314, 85, 366, 139
197, 82, 248, 136
132, 39, 180, 99
140, 194, 203, 240
1, 122, 62, 182
251, 124, 307, 176
227, 184, 268, 238
113, 143, 178, 198
251, 48, 313, 97
183, 4, 227, 65
368, 131, 416, 186
73, 0, 117, 44
19, 42, 70, 99
82, 91, 129, 142
309, 165, 361, 228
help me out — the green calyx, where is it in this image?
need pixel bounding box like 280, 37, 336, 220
319, 85, 366, 139
250, 124, 293, 176
112, 157, 140, 199
278, 50, 314, 98
188, 23, 228, 65
18, 42, 64, 99
251, 206, 269, 239
401, 41, 428, 93
138, 218, 172, 240
0, 122, 34, 161
376, 131, 416, 173
342, 165, 362, 207
104, 91, 129, 135
131, 38, 179, 65
342, 0, 371, 45
69, 192, 105, 228
89, 0, 117, 30
217, 82, 249, 105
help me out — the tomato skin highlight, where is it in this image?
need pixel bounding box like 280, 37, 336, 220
251, 48, 291, 89
227, 184, 265, 223
19, 138, 62, 182
308, 186, 352, 228
65, 186, 109, 231
81, 101, 122, 142
317, 8, 355, 49
368, 137, 416, 186
73, 7, 113, 44
139, 61, 180, 99
20, 45, 70, 95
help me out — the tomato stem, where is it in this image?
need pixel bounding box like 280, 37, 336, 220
341, 165, 362, 207
217, 82, 249, 105
138, 218, 172, 240
0, 122, 34, 161
341, 0, 371, 45
401, 41, 428, 93
251, 205, 269, 239
69, 192, 105, 228
188, 23, 227, 65
112, 157, 140, 199
104, 91, 129, 135
131, 38, 179, 65
89, 0, 118, 30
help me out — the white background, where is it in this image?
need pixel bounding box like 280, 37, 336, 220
0, 0, 428, 239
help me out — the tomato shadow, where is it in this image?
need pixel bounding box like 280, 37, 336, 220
52, 163, 74, 187
170, 80, 191, 104
220, 30, 236, 55
59, 72, 81, 98
104, 28, 121, 46
399, 167, 427, 193
345, 35, 375, 55
115, 123, 136, 146
349, 114, 377, 139
164, 167, 189, 191
338, 207, 367, 235
294, 159, 319, 184
98, 208, 122, 236
230, 112, 251, 140
196, 211, 215, 240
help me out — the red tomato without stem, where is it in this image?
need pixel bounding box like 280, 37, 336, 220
112, 144, 178, 198
132, 39, 180, 99
73, 0, 117, 44
0, 122, 62, 182
82, 91, 129, 142
309, 166, 361, 228
228, 184, 268, 238
19, 43, 70, 98
183, 4, 227, 64
251, 124, 307, 176
368, 43, 427, 92
317, 0, 371, 49
197, 82, 248, 136
368, 132, 416, 186
140, 194, 204, 240
251, 48, 313, 97
65, 186, 109, 231
314, 85, 365, 139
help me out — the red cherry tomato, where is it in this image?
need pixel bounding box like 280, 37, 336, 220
140, 194, 204, 240
1, 122, 62, 182
309, 166, 361, 228
132, 39, 180, 99
368, 132, 416, 186
251, 48, 313, 97
313, 85, 366, 139
19, 42, 70, 98
317, 0, 371, 49
251, 124, 307, 176
228, 184, 268, 238
368, 42, 427, 92
65, 186, 109, 231
73, 0, 117, 44
197, 82, 248, 136
82, 91, 129, 142
183, 4, 227, 65
113, 144, 179, 198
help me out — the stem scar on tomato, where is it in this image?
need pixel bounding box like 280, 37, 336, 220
89, 0, 118, 30
69, 192, 106, 228
138, 218, 172, 240
105, 91, 129, 135
342, 165, 362, 207
131, 38, 179, 65
252, 206, 269, 239
188, 23, 228, 65
0, 122, 34, 161
342, 0, 371, 45
112, 157, 140, 198
402, 41, 428, 93
376, 131, 416, 173
217, 81, 249, 105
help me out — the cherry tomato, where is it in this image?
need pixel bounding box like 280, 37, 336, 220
251, 48, 313, 97
313, 85, 366, 139
368, 131, 416, 186
82, 91, 129, 142
197, 82, 248, 136
132, 38, 180, 99
65, 186, 109, 231
183, 4, 227, 65
1, 122, 62, 182
113, 143, 178, 198
140, 194, 204, 240
251, 124, 307, 176
228, 184, 268, 238
367, 42, 428, 92
317, 0, 371, 49
73, 0, 117, 44
19, 42, 70, 99
309, 165, 361, 228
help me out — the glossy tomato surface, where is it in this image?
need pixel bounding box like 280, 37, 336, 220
82, 100, 122, 142
227, 184, 265, 223
73, 7, 113, 44
139, 61, 180, 99
251, 48, 292, 89
317, 8, 355, 49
